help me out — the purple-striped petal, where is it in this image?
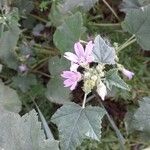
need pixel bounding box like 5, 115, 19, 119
64, 52, 78, 62
85, 41, 94, 56
74, 42, 85, 57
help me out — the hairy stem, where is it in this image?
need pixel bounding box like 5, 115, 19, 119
117, 38, 136, 52
89, 22, 121, 28
82, 93, 88, 108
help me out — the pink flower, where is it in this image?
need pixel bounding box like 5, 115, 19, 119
122, 68, 134, 80
18, 64, 28, 73
64, 41, 94, 70
61, 71, 82, 90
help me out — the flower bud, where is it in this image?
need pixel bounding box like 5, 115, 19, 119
18, 64, 28, 73
96, 82, 107, 101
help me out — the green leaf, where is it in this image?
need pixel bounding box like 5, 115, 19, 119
46, 56, 71, 104
0, 23, 20, 69
0, 80, 21, 113
12, 74, 37, 93
120, 0, 150, 12
125, 97, 150, 136
48, 56, 70, 76
45, 76, 71, 104
49, 2, 69, 27
121, 0, 141, 12
13, 0, 34, 15
122, 4, 150, 50
49, 0, 98, 26
92, 35, 116, 64
0, 108, 59, 150
58, 0, 99, 12
51, 102, 105, 150
53, 12, 86, 53
105, 69, 130, 91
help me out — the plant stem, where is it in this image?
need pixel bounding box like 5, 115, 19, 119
89, 22, 121, 28
94, 92, 126, 150
82, 93, 88, 108
30, 14, 48, 23
80, 40, 88, 44
31, 70, 51, 78
117, 38, 136, 52
102, 0, 120, 22
31, 57, 49, 70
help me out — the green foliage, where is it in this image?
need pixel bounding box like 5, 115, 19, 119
48, 56, 70, 76
0, 80, 21, 113
46, 76, 71, 104
12, 74, 37, 93
125, 97, 150, 137
53, 12, 86, 53
46, 56, 71, 104
93, 35, 116, 64
51, 102, 105, 150
0, 0, 149, 149
0, 20, 20, 69
105, 69, 130, 91
122, 4, 150, 50
120, 0, 150, 12
0, 108, 59, 150
49, 0, 98, 26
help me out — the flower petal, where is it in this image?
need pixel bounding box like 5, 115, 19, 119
85, 41, 94, 56
61, 71, 74, 78
122, 68, 134, 80
70, 82, 77, 90
64, 79, 74, 87
64, 52, 78, 62
70, 63, 79, 72
96, 82, 107, 101
74, 42, 85, 57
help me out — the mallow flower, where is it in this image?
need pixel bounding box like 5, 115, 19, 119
122, 68, 134, 80
18, 64, 28, 73
61, 71, 82, 90
64, 41, 94, 71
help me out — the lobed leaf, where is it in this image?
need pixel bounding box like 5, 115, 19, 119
45, 76, 71, 104
92, 35, 116, 64
125, 97, 150, 137
12, 74, 37, 93
48, 56, 70, 76
53, 12, 86, 53
0, 108, 59, 150
0, 21, 20, 69
46, 56, 71, 104
51, 102, 105, 150
105, 69, 130, 91
0, 80, 21, 113
122, 4, 150, 50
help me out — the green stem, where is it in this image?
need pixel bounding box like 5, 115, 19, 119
117, 35, 135, 50
31, 57, 49, 70
82, 93, 88, 108
94, 93, 126, 150
31, 70, 51, 78
30, 14, 48, 23
102, 0, 120, 22
117, 38, 136, 52
89, 22, 121, 28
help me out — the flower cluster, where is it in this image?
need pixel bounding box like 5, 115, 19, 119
61, 41, 94, 91
61, 39, 135, 101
